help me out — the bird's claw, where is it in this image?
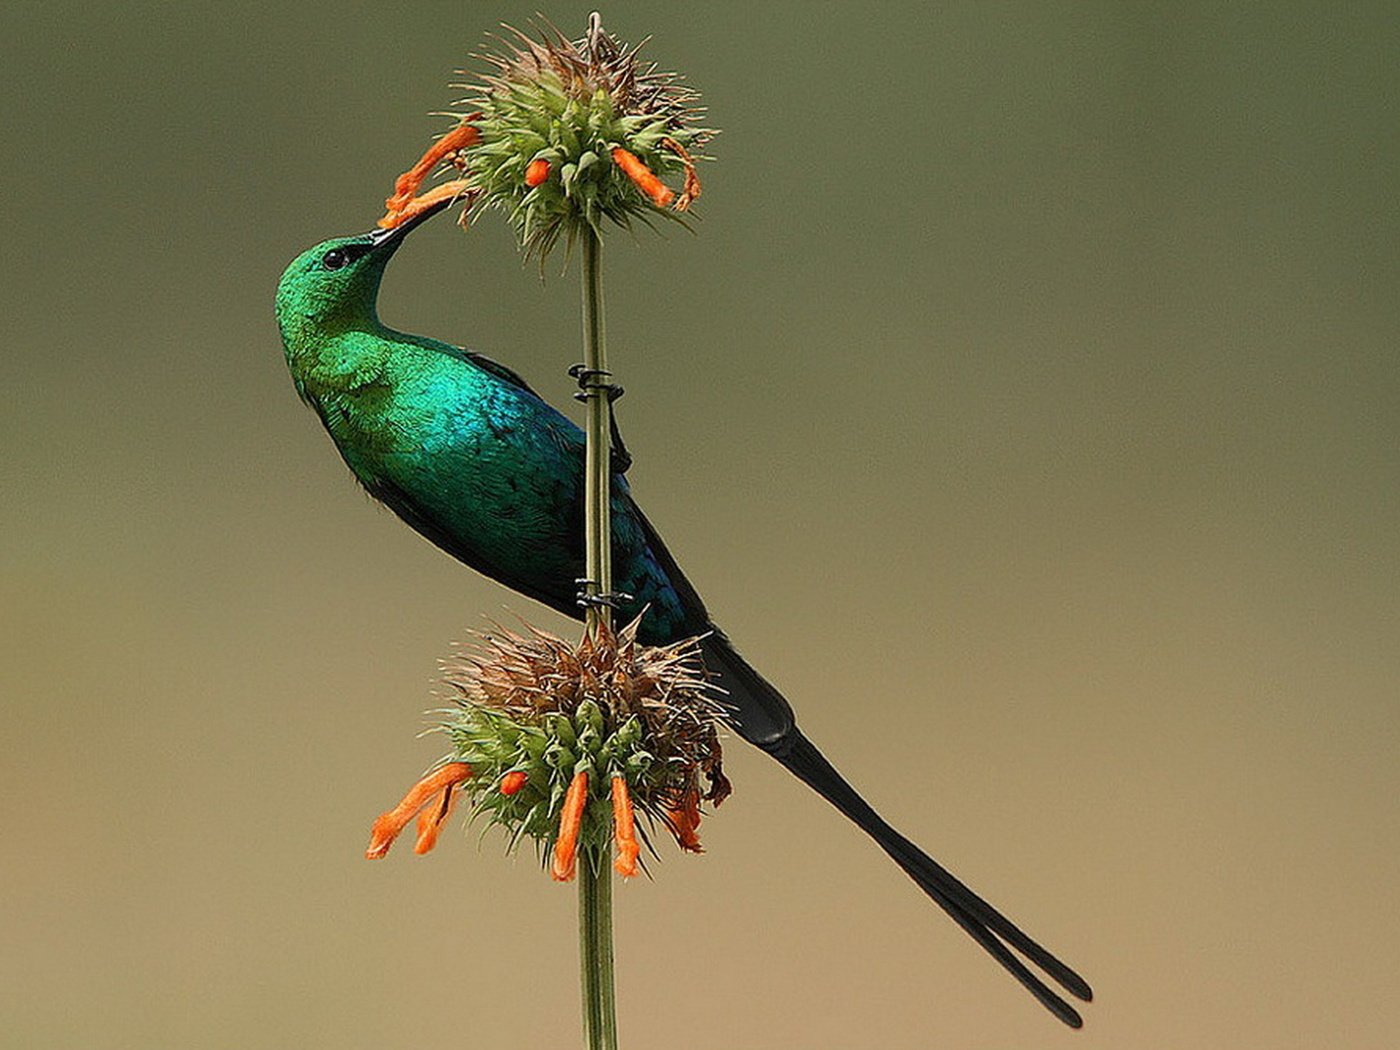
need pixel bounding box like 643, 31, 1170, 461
609, 444, 633, 474
568, 363, 624, 402
574, 578, 634, 610
568, 363, 631, 472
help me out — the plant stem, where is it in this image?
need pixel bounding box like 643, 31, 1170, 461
581, 227, 612, 636
578, 844, 618, 1050
578, 226, 618, 1050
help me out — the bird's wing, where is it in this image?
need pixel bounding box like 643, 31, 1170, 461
462, 350, 541, 397
618, 491, 711, 635
462, 348, 630, 473
414, 344, 702, 641
364, 472, 584, 619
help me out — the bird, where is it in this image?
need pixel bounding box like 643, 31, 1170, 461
275, 197, 1093, 1027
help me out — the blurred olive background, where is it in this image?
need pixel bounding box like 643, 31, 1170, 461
3, 2, 1397, 1047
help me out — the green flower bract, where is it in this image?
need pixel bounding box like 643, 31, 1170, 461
453, 19, 714, 259
433, 618, 732, 867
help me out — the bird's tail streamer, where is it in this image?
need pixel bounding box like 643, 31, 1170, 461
700, 631, 1092, 1028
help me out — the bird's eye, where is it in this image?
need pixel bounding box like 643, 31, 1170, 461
321, 248, 349, 270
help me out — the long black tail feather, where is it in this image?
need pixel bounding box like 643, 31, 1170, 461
775, 731, 1092, 1028
699, 630, 1092, 1027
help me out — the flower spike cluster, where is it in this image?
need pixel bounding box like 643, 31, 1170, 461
378, 13, 713, 260
365, 617, 732, 880
465, 13, 711, 243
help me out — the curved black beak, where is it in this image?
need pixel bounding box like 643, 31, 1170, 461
366, 193, 462, 249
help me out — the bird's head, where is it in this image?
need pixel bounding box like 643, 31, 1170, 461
275, 196, 456, 344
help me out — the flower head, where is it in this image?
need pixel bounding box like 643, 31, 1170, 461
451, 13, 713, 258
366, 616, 732, 880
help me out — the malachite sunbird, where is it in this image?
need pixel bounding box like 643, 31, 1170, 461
275, 198, 1093, 1027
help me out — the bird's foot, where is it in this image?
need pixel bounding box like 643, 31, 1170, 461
608, 442, 633, 475
574, 578, 634, 610
568, 363, 625, 403
569, 364, 632, 472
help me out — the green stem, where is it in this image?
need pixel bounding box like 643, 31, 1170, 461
578, 844, 618, 1050
581, 228, 612, 635
578, 227, 618, 1050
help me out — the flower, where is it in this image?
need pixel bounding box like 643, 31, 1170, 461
365, 616, 732, 881
378, 13, 714, 258
377, 123, 477, 230
365, 762, 473, 859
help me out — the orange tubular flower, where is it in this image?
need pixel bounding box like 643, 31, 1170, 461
524, 158, 551, 187
378, 179, 474, 229
499, 770, 529, 795
378, 119, 481, 229
664, 785, 704, 854
366, 762, 473, 859
551, 770, 590, 882
384, 121, 479, 210
413, 778, 462, 854
661, 136, 702, 212
611, 775, 640, 878
610, 147, 675, 208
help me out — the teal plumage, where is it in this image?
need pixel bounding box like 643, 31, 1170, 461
275, 203, 1092, 1026
276, 222, 698, 646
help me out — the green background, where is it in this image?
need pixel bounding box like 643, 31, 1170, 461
3, 2, 1397, 1047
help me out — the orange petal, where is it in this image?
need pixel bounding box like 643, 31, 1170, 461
551, 770, 590, 882
366, 762, 472, 859
662, 136, 702, 212
413, 782, 461, 855
377, 179, 474, 230
524, 158, 551, 187
611, 775, 640, 878
384, 120, 481, 214
611, 147, 675, 208
499, 770, 529, 796
664, 785, 703, 854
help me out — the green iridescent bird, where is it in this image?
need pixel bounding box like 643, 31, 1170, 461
275, 198, 1093, 1027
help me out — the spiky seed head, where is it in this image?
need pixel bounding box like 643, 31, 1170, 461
451, 12, 715, 260
434, 616, 731, 869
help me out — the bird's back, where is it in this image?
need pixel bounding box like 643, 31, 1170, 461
298, 330, 705, 643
